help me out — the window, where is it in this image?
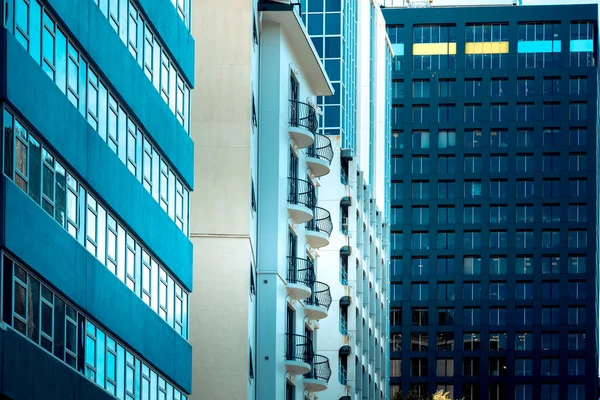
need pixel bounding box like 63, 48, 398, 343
463, 333, 481, 351
412, 106, 429, 123
464, 104, 481, 122
463, 231, 481, 249
490, 180, 507, 199
464, 180, 482, 198
568, 307, 586, 325
463, 308, 480, 325
489, 230, 507, 249
412, 24, 457, 70
517, 77, 534, 96
516, 179, 534, 198
516, 205, 533, 223
569, 230, 587, 248
543, 103, 560, 121
411, 232, 429, 250
411, 358, 428, 377
543, 77, 561, 95
569, 255, 586, 273
490, 78, 507, 96
490, 358, 507, 376
437, 283, 455, 301
517, 129, 534, 147
463, 358, 480, 377
542, 256, 560, 274
464, 206, 481, 224
489, 307, 507, 325
463, 282, 481, 300
465, 23, 509, 69
411, 308, 428, 326
411, 257, 429, 276
490, 333, 507, 350
437, 155, 456, 174
516, 256, 533, 274
390, 308, 403, 326
542, 282, 560, 299
439, 79, 456, 97
413, 79, 430, 98
438, 180, 454, 199
542, 385, 559, 400
518, 22, 561, 68
569, 153, 587, 171
412, 283, 429, 301
437, 257, 455, 275
490, 205, 507, 223
543, 179, 560, 197
464, 155, 482, 173
489, 257, 507, 275
516, 154, 533, 173
569, 128, 587, 146
570, 21, 595, 67
569, 102, 588, 120
490, 103, 508, 122
438, 130, 456, 148
516, 307, 532, 325
515, 333, 532, 350
543, 154, 561, 172
542, 333, 559, 351
490, 129, 508, 148
515, 359, 533, 376
465, 79, 482, 97
392, 131, 404, 150
490, 155, 507, 173
437, 332, 454, 350
542, 229, 560, 248
542, 307, 559, 324
438, 104, 455, 123
392, 79, 404, 98
568, 359, 586, 376
412, 156, 429, 174
516, 230, 533, 248
463, 257, 481, 275
516, 282, 533, 300
390, 333, 402, 352
437, 206, 455, 224
465, 130, 482, 148
411, 332, 429, 351
391, 207, 403, 225
438, 308, 455, 325
568, 281, 586, 299
568, 333, 585, 350
412, 130, 430, 149
543, 128, 560, 146
437, 359, 454, 377
412, 181, 429, 199
570, 77, 587, 95
437, 231, 455, 249
570, 178, 587, 197
517, 103, 534, 121
391, 156, 403, 175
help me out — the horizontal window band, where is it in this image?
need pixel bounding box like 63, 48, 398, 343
518, 40, 561, 54
571, 39, 593, 53
465, 42, 509, 55
392, 43, 405, 56
413, 42, 457, 56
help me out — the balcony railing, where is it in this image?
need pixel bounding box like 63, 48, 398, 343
288, 177, 316, 209
290, 100, 318, 135
287, 256, 315, 287
306, 207, 333, 237
307, 133, 334, 165
304, 354, 332, 383
304, 281, 332, 310
285, 333, 313, 364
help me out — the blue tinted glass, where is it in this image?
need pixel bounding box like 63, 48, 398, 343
325, 37, 341, 58
308, 13, 323, 36
308, 0, 322, 12
312, 37, 323, 58
325, 59, 340, 81
326, 0, 341, 12
325, 13, 341, 35
325, 83, 341, 105
324, 106, 340, 127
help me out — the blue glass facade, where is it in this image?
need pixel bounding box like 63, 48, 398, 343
384, 4, 598, 400
301, 0, 357, 151
0, 0, 193, 398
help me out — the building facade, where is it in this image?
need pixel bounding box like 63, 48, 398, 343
384, 4, 598, 400
0, 0, 194, 398
303, 1, 393, 399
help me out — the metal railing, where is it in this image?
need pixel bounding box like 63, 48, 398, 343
287, 256, 315, 287
306, 207, 333, 237
304, 281, 332, 310
307, 133, 334, 165
288, 177, 316, 209
289, 100, 318, 134
285, 333, 313, 364
304, 354, 332, 383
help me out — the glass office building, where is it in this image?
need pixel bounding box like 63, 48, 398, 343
383, 4, 598, 400
0, 0, 194, 398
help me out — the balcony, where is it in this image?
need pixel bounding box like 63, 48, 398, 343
306, 207, 332, 248
306, 133, 333, 177
304, 281, 332, 320
286, 256, 314, 300
289, 100, 318, 149
287, 177, 315, 224
304, 354, 331, 392
285, 333, 313, 375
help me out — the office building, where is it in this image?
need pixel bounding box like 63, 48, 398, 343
0, 0, 194, 398
303, 1, 393, 399
384, 3, 598, 400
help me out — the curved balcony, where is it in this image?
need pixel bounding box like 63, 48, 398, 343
304, 354, 331, 392
306, 207, 333, 248
306, 133, 333, 177
289, 100, 318, 149
286, 256, 315, 300
287, 178, 315, 224
304, 281, 332, 320
285, 333, 313, 375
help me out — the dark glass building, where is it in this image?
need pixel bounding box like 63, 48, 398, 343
0, 0, 193, 398
383, 4, 598, 400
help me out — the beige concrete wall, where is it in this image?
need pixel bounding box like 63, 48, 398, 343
190, 0, 254, 399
